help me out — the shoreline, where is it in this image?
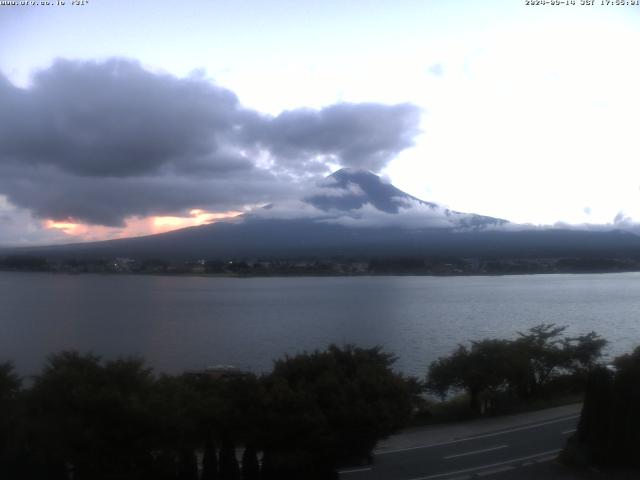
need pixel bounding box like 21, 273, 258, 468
2, 268, 640, 278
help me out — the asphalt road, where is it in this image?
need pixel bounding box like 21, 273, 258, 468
339, 410, 580, 480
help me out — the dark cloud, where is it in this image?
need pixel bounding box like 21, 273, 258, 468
0, 58, 421, 227
0, 59, 247, 177
0, 164, 283, 227
245, 103, 422, 174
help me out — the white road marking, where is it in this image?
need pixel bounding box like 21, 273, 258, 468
375, 415, 579, 456
443, 445, 508, 460
477, 465, 515, 476
535, 455, 558, 463
405, 448, 562, 480
338, 467, 372, 475
561, 428, 576, 435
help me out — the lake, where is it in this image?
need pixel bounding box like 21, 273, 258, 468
1, 271, 639, 377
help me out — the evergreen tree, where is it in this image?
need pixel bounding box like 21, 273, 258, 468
241, 444, 260, 480
610, 347, 640, 467
219, 438, 241, 480
177, 448, 198, 480
0, 362, 21, 476
262, 345, 415, 477
576, 366, 613, 464
202, 438, 219, 480
568, 346, 640, 469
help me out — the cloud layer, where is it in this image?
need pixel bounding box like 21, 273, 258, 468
252, 175, 509, 232
245, 103, 421, 174
0, 58, 421, 228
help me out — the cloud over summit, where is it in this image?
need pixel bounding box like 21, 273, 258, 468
0, 58, 421, 227
246, 102, 421, 174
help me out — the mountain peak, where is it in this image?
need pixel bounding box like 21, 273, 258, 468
308, 168, 426, 214
305, 168, 508, 231
329, 167, 378, 178
326, 168, 388, 188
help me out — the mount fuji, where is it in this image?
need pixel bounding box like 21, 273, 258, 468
5, 169, 640, 261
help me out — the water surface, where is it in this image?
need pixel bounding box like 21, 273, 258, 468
1, 272, 638, 377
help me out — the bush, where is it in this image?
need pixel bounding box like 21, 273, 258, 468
566, 346, 640, 470
426, 324, 606, 415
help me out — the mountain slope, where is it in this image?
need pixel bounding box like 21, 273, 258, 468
306, 168, 437, 213
3, 169, 640, 260
304, 168, 507, 230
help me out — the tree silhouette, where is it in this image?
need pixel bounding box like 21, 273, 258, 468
568, 346, 640, 469
427, 339, 516, 413
241, 444, 260, 480
427, 324, 607, 414
262, 344, 415, 477
202, 436, 219, 480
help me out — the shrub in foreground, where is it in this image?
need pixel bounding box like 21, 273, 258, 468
0, 345, 418, 479
426, 324, 606, 415
566, 346, 640, 470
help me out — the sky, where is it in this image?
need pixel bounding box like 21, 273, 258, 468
1, 0, 640, 246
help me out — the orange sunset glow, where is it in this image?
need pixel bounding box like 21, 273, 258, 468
45, 210, 242, 242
